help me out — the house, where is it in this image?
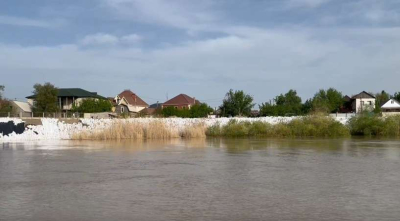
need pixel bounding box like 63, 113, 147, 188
26, 88, 105, 112
114, 90, 149, 116
10, 101, 32, 117
350, 91, 376, 113
250, 110, 260, 117
341, 91, 376, 113
162, 94, 200, 109
381, 99, 400, 116
139, 102, 162, 117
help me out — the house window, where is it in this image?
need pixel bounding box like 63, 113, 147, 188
174, 106, 178, 109
121, 107, 125, 113
368, 101, 372, 105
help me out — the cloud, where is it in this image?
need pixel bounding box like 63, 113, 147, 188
121, 34, 143, 44
80, 33, 119, 45
2, 26, 400, 104
286, 0, 331, 8
0, 15, 64, 28
103, 0, 222, 32
79, 33, 143, 46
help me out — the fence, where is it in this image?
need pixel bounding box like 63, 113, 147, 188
329, 113, 356, 118
0, 112, 83, 118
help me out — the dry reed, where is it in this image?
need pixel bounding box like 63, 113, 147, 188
71, 120, 207, 140
180, 123, 207, 138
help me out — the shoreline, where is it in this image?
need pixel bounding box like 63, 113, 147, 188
0, 116, 349, 141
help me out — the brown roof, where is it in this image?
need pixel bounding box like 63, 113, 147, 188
163, 94, 200, 106
108, 97, 117, 105
118, 90, 148, 107
351, 91, 375, 99
140, 108, 158, 115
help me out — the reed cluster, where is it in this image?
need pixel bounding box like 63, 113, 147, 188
71, 120, 207, 140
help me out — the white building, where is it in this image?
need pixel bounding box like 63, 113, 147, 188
381, 99, 400, 116
10, 101, 32, 117
350, 91, 376, 113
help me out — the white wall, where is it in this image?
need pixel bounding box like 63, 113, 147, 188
354, 98, 375, 113
382, 112, 400, 117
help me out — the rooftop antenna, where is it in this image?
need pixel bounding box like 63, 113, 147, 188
166, 92, 168, 101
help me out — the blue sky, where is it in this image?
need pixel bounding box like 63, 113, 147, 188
1, 0, 400, 107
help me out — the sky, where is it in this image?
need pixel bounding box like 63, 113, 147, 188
1, 0, 400, 107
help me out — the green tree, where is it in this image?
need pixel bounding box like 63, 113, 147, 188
219, 89, 255, 117
71, 98, 112, 113
162, 103, 213, 118
190, 103, 213, 118
260, 89, 302, 116
312, 88, 344, 113
0, 85, 12, 113
0, 85, 4, 100
32, 83, 59, 112
302, 99, 313, 114
393, 92, 400, 102
374, 90, 390, 113
259, 102, 277, 116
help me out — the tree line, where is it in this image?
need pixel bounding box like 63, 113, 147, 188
2, 82, 400, 117
219, 88, 400, 117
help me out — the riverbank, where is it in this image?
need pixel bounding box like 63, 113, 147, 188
0, 117, 294, 141
1, 114, 399, 141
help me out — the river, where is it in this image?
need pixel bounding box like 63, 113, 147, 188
1, 138, 400, 221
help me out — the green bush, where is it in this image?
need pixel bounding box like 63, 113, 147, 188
162, 104, 213, 118
206, 115, 350, 138
71, 98, 112, 113
348, 113, 400, 137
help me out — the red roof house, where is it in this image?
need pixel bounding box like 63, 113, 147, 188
114, 90, 149, 115
162, 94, 200, 109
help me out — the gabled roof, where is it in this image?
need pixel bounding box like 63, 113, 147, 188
163, 94, 200, 106
117, 90, 148, 107
343, 95, 351, 102
381, 99, 400, 109
11, 101, 32, 112
351, 91, 375, 99
27, 88, 105, 99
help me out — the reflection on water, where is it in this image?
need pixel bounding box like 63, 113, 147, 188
1, 138, 400, 221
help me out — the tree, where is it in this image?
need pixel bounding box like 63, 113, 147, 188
0, 85, 4, 100
219, 89, 255, 117
302, 99, 313, 114
312, 88, 344, 113
393, 92, 400, 102
0, 85, 12, 113
162, 103, 213, 118
71, 98, 112, 113
260, 89, 302, 116
374, 90, 390, 113
190, 103, 213, 118
32, 83, 59, 112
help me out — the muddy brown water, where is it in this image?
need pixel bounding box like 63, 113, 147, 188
1, 138, 400, 221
